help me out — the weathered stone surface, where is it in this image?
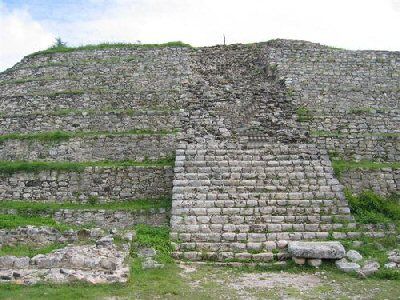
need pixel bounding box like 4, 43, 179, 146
0, 238, 130, 285
307, 259, 322, 268
292, 257, 306, 265
346, 250, 363, 262
288, 242, 345, 259
335, 258, 361, 273
357, 261, 380, 278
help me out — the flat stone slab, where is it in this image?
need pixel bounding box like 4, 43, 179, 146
288, 241, 345, 259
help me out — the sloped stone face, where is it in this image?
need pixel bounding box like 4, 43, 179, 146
288, 242, 346, 259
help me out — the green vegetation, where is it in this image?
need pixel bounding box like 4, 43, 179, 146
0, 198, 171, 214
29, 41, 192, 57
296, 106, 313, 122
0, 243, 66, 258
0, 76, 65, 85
132, 224, 173, 264
345, 190, 400, 225
0, 129, 178, 143
331, 159, 400, 177
0, 214, 70, 231
0, 157, 175, 174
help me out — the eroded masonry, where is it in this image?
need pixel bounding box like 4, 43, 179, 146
0, 40, 399, 264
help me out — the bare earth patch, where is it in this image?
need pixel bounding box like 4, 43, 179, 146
229, 271, 321, 292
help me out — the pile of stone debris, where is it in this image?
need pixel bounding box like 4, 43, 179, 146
0, 235, 130, 285
288, 241, 400, 278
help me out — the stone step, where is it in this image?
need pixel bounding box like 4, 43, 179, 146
172, 187, 343, 196
171, 204, 350, 213
173, 179, 339, 186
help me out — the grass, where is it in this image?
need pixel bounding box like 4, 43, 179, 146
331, 159, 400, 177
0, 129, 178, 143
0, 222, 399, 298
349, 107, 387, 115
28, 41, 192, 57
132, 224, 173, 264
0, 157, 175, 174
0, 214, 70, 231
0, 243, 66, 258
0, 76, 63, 85
296, 106, 313, 122
344, 190, 400, 225
0, 198, 171, 214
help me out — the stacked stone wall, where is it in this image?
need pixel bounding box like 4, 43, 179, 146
0, 167, 173, 202
264, 40, 400, 194
0, 135, 176, 162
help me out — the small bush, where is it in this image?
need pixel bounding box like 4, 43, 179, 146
88, 195, 98, 205
296, 106, 313, 122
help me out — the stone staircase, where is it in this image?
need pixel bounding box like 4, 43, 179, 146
170, 141, 354, 261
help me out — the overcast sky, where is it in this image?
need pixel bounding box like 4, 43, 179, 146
1, 0, 400, 71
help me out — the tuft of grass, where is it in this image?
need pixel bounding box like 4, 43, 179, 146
331, 159, 400, 177
0, 157, 175, 174
28, 41, 192, 57
344, 190, 400, 225
133, 224, 173, 264
296, 106, 313, 122
0, 214, 70, 231
0, 243, 65, 258
0, 129, 178, 143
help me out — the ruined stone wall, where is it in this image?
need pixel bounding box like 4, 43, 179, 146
264, 40, 400, 193
0, 208, 169, 229
339, 168, 400, 194
0, 134, 176, 162
0, 166, 173, 202
0, 47, 188, 202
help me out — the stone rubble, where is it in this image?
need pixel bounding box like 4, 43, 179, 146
0, 236, 131, 285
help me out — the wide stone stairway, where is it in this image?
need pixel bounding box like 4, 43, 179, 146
170, 141, 354, 261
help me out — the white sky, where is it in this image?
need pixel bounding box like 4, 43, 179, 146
1, 0, 400, 71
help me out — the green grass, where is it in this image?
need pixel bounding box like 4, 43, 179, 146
132, 224, 173, 264
28, 41, 192, 57
0, 158, 175, 174
345, 190, 400, 225
349, 107, 387, 115
0, 198, 171, 214
331, 159, 400, 177
0, 129, 178, 143
0, 76, 63, 85
0, 214, 70, 231
296, 106, 313, 122
0, 243, 66, 258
